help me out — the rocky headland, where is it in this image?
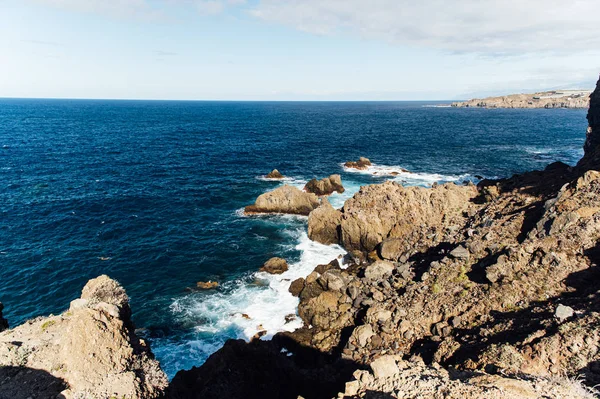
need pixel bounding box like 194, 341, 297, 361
452, 89, 591, 109
2, 77, 600, 398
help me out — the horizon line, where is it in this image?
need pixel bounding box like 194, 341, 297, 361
0, 96, 457, 103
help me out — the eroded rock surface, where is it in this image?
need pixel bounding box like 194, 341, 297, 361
0, 276, 168, 399
266, 169, 284, 179
308, 198, 342, 245
304, 174, 345, 196
260, 257, 289, 274
245, 185, 320, 216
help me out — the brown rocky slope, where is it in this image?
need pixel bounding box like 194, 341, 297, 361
168, 76, 600, 398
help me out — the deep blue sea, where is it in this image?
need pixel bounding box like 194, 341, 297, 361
0, 99, 588, 377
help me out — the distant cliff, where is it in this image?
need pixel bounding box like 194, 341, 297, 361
452, 89, 591, 109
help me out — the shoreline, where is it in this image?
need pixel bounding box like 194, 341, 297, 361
1, 78, 600, 398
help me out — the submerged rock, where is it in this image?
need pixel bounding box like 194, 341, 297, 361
344, 157, 372, 170
304, 174, 345, 196
266, 169, 285, 179
0, 275, 168, 399
245, 185, 320, 216
260, 257, 289, 274
197, 281, 219, 289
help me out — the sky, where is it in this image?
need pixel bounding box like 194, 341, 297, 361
1, 0, 600, 100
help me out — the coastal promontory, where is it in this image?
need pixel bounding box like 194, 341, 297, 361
452, 89, 591, 109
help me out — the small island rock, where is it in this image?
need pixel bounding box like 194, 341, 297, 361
266, 169, 284, 179
260, 257, 289, 274
245, 185, 320, 216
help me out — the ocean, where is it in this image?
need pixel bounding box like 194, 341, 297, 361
0, 99, 587, 377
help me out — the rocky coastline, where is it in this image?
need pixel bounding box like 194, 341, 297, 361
451, 89, 591, 109
2, 77, 600, 398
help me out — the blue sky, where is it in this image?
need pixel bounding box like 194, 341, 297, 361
1, 0, 600, 100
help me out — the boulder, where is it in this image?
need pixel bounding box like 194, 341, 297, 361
378, 238, 404, 261
245, 185, 320, 216
289, 278, 305, 297
370, 355, 400, 379
344, 157, 372, 170
0, 302, 8, 332
266, 169, 284, 179
307, 198, 342, 245
364, 260, 395, 281
260, 257, 289, 274
304, 175, 345, 196
352, 324, 374, 347
555, 304, 574, 323
449, 245, 470, 260
0, 275, 168, 399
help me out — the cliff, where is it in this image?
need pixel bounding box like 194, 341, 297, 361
0, 276, 168, 399
452, 89, 591, 109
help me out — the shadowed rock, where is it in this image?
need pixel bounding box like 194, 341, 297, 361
304, 175, 345, 196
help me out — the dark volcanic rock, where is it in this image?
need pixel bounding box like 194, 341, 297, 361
167, 338, 356, 399
0, 303, 8, 332
579, 75, 600, 170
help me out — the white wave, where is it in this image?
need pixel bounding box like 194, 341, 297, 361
160, 231, 346, 376
255, 176, 308, 186
341, 163, 473, 187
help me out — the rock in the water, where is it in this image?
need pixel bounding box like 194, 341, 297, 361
304, 174, 345, 196
370, 355, 400, 379
245, 185, 320, 216
344, 157, 372, 170
364, 260, 395, 281
197, 281, 219, 289
307, 198, 342, 245
0, 275, 168, 399
260, 257, 289, 274
0, 302, 8, 332
266, 169, 284, 179
555, 304, 575, 322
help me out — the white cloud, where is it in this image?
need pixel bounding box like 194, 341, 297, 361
250, 0, 600, 54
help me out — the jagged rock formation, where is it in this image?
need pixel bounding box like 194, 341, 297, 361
245, 184, 321, 215
344, 157, 372, 170
579, 76, 600, 169
0, 303, 8, 332
452, 89, 591, 109
0, 276, 168, 399
304, 174, 345, 196
308, 181, 478, 253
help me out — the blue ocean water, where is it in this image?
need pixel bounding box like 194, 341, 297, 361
0, 99, 587, 377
